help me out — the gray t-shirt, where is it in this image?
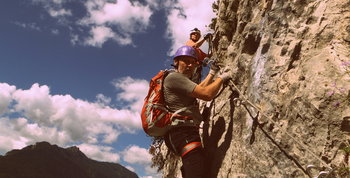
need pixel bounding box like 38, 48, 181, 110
163, 72, 202, 125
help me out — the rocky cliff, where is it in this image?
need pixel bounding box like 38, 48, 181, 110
159, 0, 350, 177
0, 141, 138, 178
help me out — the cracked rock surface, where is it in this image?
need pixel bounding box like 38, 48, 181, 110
161, 0, 350, 177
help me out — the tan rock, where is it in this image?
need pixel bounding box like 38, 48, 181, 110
159, 0, 350, 177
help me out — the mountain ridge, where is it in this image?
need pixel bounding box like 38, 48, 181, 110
0, 141, 138, 178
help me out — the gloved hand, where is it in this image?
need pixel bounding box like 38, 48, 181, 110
218, 66, 233, 82
209, 60, 220, 75
204, 33, 212, 40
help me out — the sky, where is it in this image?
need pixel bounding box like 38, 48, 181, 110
0, 0, 215, 177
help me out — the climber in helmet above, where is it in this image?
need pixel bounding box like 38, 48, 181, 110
163, 45, 233, 178
185, 28, 213, 84
186, 28, 211, 50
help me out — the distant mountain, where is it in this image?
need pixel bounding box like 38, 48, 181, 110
0, 141, 138, 178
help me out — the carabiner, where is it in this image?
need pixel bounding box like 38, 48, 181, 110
233, 98, 243, 107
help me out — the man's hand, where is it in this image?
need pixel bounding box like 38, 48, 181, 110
204, 33, 212, 40
218, 66, 233, 82
209, 60, 220, 75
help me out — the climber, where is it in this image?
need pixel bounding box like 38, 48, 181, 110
163, 46, 233, 178
185, 28, 213, 83
185, 28, 212, 61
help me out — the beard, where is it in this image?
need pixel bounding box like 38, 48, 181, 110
184, 67, 197, 78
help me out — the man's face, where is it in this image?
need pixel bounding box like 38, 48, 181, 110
190, 33, 201, 42
176, 56, 199, 78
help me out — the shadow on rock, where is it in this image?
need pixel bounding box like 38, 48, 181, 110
202, 91, 237, 178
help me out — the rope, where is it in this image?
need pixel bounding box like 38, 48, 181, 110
227, 80, 332, 170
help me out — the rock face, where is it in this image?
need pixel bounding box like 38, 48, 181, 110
161, 0, 350, 177
0, 141, 138, 178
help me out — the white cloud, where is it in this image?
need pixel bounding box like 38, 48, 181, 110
144, 165, 161, 177
13, 22, 42, 31
84, 25, 133, 47
51, 29, 60, 35
0, 117, 69, 148
78, 143, 120, 162
48, 8, 72, 17
82, 0, 151, 31
32, 0, 65, 4
52, 0, 64, 4
31, 0, 153, 47
96, 93, 112, 106
0, 81, 145, 155
0, 118, 29, 153
0, 135, 28, 154
85, 25, 118, 47
79, 0, 152, 47
13, 84, 55, 126
122, 145, 152, 165
29, 0, 215, 50
121, 145, 161, 178
70, 34, 79, 45
165, 0, 216, 53
125, 165, 135, 172
0, 83, 16, 115
112, 77, 148, 112
31, 0, 72, 18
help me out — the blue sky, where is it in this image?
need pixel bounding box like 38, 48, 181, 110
0, 0, 215, 177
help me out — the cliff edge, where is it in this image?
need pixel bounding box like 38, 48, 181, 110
160, 0, 350, 177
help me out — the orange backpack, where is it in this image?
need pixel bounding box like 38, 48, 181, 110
141, 70, 192, 137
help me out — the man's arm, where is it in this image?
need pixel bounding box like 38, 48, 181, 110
191, 66, 233, 101
192, 38, 206, 48
198, 73, 215, 87
191, 78, 223, 101
197, 60, 220, 87
190, 78, 223, 101
185, 39, 206, 48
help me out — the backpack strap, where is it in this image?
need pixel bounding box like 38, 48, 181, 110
170, 105, 196, 120
170, 107, 190, 120
170, 106, 196, 126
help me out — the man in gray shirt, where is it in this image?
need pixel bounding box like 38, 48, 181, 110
163, 46, 232, 178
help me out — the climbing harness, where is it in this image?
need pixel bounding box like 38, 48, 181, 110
181, 142, 202, 157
